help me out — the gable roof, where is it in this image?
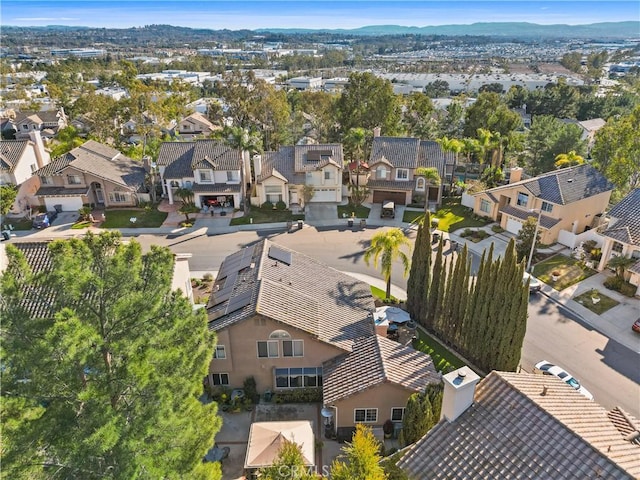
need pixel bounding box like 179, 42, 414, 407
157, 140, 241, 179
34, 140, 144, 190
602, 189, 640, 246
13, 110, 63, 126
257, 144, 343, 184
206, 239, 375, 352
397, 371, 640, 479
477, 164, 613, 205
370, 136, 420, 169
322, 334, 441, 404
418, 140, 456, 170
0, 140, 29, 173
180, 112, 217, 130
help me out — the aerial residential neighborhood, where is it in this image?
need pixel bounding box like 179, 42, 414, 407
1, 2, 639, 479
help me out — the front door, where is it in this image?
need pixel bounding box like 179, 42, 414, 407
95, 187, 104, 204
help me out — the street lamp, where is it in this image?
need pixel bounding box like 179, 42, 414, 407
526, 208, 543, 273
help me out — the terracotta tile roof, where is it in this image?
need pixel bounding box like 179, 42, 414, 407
370, 137, 420, 169
499, 204, 561, 229
398, 371, 640, 479
477, 165, 613, 205
33, 141, 145, 190
628, 259, 640, 275
603, 189, 640, 247
206, 239, 375, 352
0, 140, 29, 173
157, 140, 242, 179
322, 335, 440, 404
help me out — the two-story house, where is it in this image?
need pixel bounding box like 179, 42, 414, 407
0, 131, 50, 216
207, 239, 440, 436
176, 112, 219, 140
253, 144, 343, 208
12, 108, 67, 141
156, 140, 243, 209
470, 164, 613, 244
597, 189, 640, 295
366, 136, 454, 207
33, 140, 146, 211
398, 367, 640, 479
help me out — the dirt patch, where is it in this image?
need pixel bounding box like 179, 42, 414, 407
254, 404, 306, 422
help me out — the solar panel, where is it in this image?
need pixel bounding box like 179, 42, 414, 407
209, 302, 228, 321
268, 246, 292, 266
225, 290, 253, 316
217, 246, 255, 279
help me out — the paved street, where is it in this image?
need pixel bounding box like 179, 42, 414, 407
128, 227, 640, 417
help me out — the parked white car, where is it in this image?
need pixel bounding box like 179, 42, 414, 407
523, 272, 541, 292
534, 360, 594, 400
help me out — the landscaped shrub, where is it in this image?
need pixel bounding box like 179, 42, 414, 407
275, 200, 287, 210
273, 388, 322, 403
605, 276, 637, 297
491, 225, 504, 233
243, 376, 259, 404
202, 272, 214, 282
261, 201, 273, 210
476, 230, 489, 239
460, 228, 474, 238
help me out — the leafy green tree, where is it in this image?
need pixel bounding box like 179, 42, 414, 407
525, 116, 586, 174
515, 216, 542, 263
480, 166, 505, 188
401, 383, 443, 447
560, 52, 583, 73
424, 80, 450, 98
364, 228, 412, 300
330, 424, 385, 480
258, 440, 315, 480
415, 167, 441, 186
608, 255, 637, 280
336, 71, 402, 136
0, 183, 18, 215
343, 127, 368, 164
0, 232, 221, 479
463, 92, 522, 139
403, 92, 436, 138
437, 136, 463, 191
406, 214, 431, 325
554, 150, 585, 169
49, 126, 84, 157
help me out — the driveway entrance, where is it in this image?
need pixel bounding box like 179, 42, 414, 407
305, 203, 338, 223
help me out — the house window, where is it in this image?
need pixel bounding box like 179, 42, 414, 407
324, 171, 331, 180
396, 169, 409, 180
22, 125, 28, 130
227, 171, 239, 182
109, 192, 129, 203
270, 330, 291, 339
213, 345, 226, 359
67, 174, 82, 185
480, 199, 491, 213
257, 340, 278, 358
516, 192, 529, 207
612, 242, 624, 254
275, 367, 322, 389
200, 171, 212, 182
170, 180, 180, 187
354, 408, 377, 423
283, 340, 304, 357
376, 166, 388, 180
541, 201, 553, 213
30, 164, 37, 173
265, 185, 282, 204
41, 176, 53, 185
391, 407, 405, 422
415, 178, 425, 191
212, 373, 229, 386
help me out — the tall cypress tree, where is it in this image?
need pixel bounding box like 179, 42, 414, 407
425, 238, 444, 332
406, 213, 431, 325
450, 245, 470, 347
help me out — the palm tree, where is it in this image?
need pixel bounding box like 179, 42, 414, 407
364, 228, 411, 300
607, 255, 636, 281
437, 136, 463, 193
554, 150, 585, 169
476, 128, 494, 165
223, 126, 262, 213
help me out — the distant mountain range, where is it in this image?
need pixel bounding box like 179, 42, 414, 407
257, 22, 640, 39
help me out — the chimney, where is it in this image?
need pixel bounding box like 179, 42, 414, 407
441, 366, 481, 422
27, 130, 50, 169
509, 167, 523, 184
373, 126, 381, 138
253, 154, 262, 180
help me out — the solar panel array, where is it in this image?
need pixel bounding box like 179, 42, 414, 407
209, 289, 254, 321
209, 245, 257, 321
268, 246, 292, 266
218, 246, 254, 279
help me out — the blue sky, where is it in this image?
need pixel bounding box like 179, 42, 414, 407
2, 1, 638, 29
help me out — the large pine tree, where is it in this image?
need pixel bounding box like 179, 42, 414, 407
0, 232, 221, 479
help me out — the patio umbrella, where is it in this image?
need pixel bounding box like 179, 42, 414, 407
374, 306, 411, 324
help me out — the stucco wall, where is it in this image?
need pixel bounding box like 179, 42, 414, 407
209, 315, 345, 393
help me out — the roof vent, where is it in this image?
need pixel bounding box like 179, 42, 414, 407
541, 386, 548, 396
567, 178, 573, 183
457, 369, 467, 380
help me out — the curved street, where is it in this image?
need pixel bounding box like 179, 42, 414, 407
129, 226, 640, 418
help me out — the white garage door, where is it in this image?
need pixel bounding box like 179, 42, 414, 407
505, 217, 523, 235
311, 188, 337, 202
44, 197, 84, 212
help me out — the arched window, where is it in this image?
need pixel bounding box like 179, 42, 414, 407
269, 330, 291, 340
170, 180, 179, 187
416, 178, 425, 191
376, 166, 387, 180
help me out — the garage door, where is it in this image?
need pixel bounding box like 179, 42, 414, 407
311, 188, 337, 202
44, 197, 83, 212
372, 190, 407, 205
505, 217, 523, 235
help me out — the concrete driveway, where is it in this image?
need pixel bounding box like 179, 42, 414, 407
305, 203, 338, 223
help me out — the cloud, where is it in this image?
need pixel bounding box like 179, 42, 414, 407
13, 17, 79, 22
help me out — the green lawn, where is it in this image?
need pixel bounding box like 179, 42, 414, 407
532, 254, 597, 291
3, 217, 33, 231
412, 328, 466, 374
71, 221, 91, 230
230, 208, 304, 226
433, 197, 491, 232
370, 285, 400, 303
403, 210, 425, 224
101, 209, 168, 228
337, 204, 370, 219
573, 289, 619, 315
